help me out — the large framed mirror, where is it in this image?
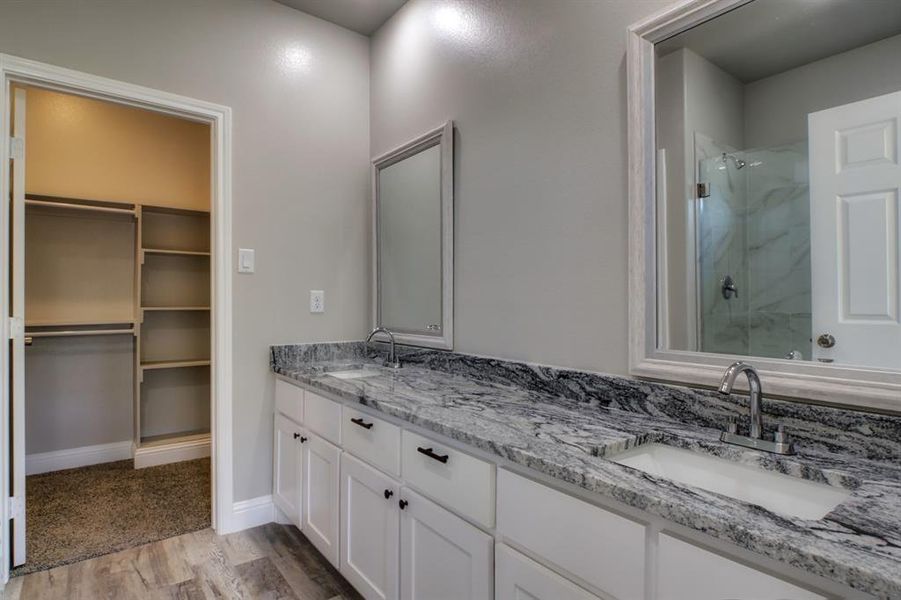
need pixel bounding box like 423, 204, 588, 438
372, 121, 453, 350
628, 0, 901, 411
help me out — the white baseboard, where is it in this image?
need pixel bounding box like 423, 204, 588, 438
26, 440, 133, 475
133, 435, 211, 469
230, 495, 275, 532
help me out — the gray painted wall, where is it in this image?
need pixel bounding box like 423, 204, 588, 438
744, 33, 901, 148
0, 0, 371, 501
370, 0, 670, 373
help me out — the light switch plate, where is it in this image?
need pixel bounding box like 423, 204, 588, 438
310, 290, 324, 313
238, 248, 255, 273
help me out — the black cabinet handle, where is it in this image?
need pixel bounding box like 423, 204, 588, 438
351, 417, 374, 430
384, 489, 394, 500
399, 499, 408, 510
417, 447, 449, 464
300, 436, 308, 443
293, 433, 301, 439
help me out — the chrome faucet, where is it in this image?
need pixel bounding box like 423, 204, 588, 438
718, 361, 793, 455
366, 327, 401, 369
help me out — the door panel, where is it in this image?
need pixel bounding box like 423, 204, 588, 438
340, 453, 400, 600
400, 488, 492, 600
273, 414, 302, 526
303, 431, 340, 567
809, 90, 901, 368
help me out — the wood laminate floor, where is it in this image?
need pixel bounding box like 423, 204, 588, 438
3, 523, 363, 600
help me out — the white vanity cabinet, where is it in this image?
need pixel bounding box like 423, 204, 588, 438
273, 412, 303, 527
274, 376, 853, 600
497, 469, 646, 600
495, 544, 601, 600
340, 453, 400, 600
399, 487, 494, 600
657, 534, 828, 600
302, 431, 341, 567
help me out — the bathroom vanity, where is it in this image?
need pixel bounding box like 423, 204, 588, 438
270, 342, 900, 600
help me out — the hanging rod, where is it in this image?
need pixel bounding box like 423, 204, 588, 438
25, 199, 136, 216
25, 328, 135, 338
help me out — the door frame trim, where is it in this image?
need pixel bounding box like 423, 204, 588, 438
0, 53, 235, 583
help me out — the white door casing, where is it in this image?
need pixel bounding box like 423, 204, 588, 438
809, 90, 901, 369
10, 86, 26, 567
340, 453, 400, 600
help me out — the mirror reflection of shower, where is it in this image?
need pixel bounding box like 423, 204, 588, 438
719, 152, 746, 170
695, 137, 811, 361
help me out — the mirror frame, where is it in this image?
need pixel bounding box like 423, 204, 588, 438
627, 0, 901, 413
372, 121, 454, 350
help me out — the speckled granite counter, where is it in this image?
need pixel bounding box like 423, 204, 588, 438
271, 342, 901, 598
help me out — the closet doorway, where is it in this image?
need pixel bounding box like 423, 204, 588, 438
0, 56, 233, 583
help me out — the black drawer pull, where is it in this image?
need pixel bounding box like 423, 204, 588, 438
299, 436, 308, 443
384, 489, 394, 500
399, 499, 408, 510
351, 417, 373, 430
417, 447, 449, 464
293, 433, 301, 439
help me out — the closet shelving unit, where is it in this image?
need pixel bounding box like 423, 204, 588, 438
24, 195, 138, 338
23, 194, 212, 467
135, 205, 211, 462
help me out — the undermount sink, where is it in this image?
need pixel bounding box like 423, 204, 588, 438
327, 368, 381, 380
610, 443, 851, 520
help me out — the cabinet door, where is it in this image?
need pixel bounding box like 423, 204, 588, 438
273, 414, 302, 527
400, 488, 493, 600
658, 534, 827, 600
302, 431, 341, 567
496, 544, 600, 600
340, 453, 400, 600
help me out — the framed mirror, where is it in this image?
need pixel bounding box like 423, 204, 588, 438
372, 121, 453, 350
628, 0, 901, 411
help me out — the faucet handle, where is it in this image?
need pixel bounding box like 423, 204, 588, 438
774, 424, 789, 444
726, 417, 738, 434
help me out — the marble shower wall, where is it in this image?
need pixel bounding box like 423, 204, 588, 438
698, 140, 811, 359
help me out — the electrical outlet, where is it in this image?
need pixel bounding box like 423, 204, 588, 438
310, 290, 324, 313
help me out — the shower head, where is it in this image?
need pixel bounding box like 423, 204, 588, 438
721, 152, 746, 170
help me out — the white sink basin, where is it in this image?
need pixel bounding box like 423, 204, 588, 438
610, 443, 850, 520
327, 368, 381, 380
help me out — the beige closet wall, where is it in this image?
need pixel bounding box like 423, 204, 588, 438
0, 0, 370, 500
26, 87, 210, 210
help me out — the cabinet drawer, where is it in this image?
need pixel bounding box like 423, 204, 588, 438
497, 469, 645, 600
657, 534, 826, 600
275, 378, 303, 424
304, 390, 342, 445
496, 544, 601, 600
342, 406, 401, 477
401, 430, 495, 528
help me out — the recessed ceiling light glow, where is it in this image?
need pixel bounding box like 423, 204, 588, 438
432, 4, 475, 40
280, 44, 312, 73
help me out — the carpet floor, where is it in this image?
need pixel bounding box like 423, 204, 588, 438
11, 457, 211, 576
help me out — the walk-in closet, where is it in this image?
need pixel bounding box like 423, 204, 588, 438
13, 85, 213, 574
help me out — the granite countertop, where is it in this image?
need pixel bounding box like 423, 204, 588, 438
271, 343, 901, 598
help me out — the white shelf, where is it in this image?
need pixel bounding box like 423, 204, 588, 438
142, 248, 210, 257
142, 306, 210, 312
141, 359, 210, 371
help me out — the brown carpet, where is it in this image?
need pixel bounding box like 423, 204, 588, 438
12, 457, 211, 576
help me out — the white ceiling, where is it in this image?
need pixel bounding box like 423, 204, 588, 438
275, 0, 407, 36
657, 0, 901, 83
